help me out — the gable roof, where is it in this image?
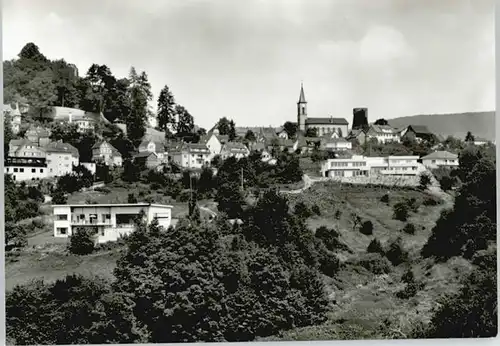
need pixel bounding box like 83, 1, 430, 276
223, 142, 249, 153
138, 139, 165, 152
44, 141, 79, 157
133, 151, 158, 159
9, 139, 32, 147
26, 125, 50, 138
407, 125, 432, 135
305, 117, 349, 125
421, 151, 458, 160
368, 124, 400, 134
92, 140, 121, 156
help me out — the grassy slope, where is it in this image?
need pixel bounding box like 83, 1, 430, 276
260, 182, 474, 341
388, 111, 495, 142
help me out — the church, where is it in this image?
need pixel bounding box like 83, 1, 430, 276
296, 84, 349, 138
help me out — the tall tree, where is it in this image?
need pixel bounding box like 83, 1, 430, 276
465, 131, 475, 143
18, 42, 48, 63
126, 67, 152, 146
104, 78, 131, 123
157, 85, 176, 133
26, 69, 58, 121
51, 59, 79, 108
244, 130, 256, 143
175, 105, 194, 135
374, 118, 389, 126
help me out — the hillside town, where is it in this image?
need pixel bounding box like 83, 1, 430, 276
3, 38, 496, 344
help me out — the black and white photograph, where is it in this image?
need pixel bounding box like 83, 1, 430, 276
1, 0, 497, 344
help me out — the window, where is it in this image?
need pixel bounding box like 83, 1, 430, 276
101, 228, 105, 236
431, 160, 436, 163
56, 214, 68, 220
13, 168, 18, 173
41, 169, 44, 173
57, 227, 68, 235
32, 168, 36, 173
6, 168, 9, 172
19, 168, 24, 172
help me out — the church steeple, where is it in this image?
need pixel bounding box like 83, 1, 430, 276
297, 83, 307, 132
298, 82, 306, 104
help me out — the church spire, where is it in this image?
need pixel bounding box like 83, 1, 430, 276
298, 82, 306, 103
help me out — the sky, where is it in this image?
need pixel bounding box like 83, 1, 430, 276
2, 0, 495, 129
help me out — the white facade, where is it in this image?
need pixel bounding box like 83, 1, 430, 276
321, 155, 423, 178
4, 161, 48, 181
204, 134, 223, 159
323, 139, 352, 151
365, 125, 402, 144
170, 145, 211, 169
421, 151, 459, 169
53, 203, 173, 243
46, 152, 79, 177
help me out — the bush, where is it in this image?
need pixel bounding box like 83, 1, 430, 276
334, 210, 342, 220
419, 173, 432, 190
356, 253, 392, 275
401, 268, 415, 284
127, 193, 138, 203
294, 202, 312, 220
178, 189, 192, 202
311, 204, 321, 216
51, 188, 67, 204
402, 223, 416, 235
359, 220, 374, 235
367, 239, 384, 255
423, 196, 440, 206
393, 202, 409, 221
396, 281, 420, 299
380, 193, 390, 204
385, 238, 408, 266
68, 228, 96, 255
94, 187, 111, 194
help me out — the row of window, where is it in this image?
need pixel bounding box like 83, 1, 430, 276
329, 161, 367, 167
6, 167, 44, 173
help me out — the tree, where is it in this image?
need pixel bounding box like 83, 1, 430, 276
216, 117, 236, 140
68, 228, 96, 255
3, 111, 14, 157
51, 59, 79, 108
122, 159, 141, 182
175, 105, 194, 135
127, 67, 152, 146
51, 188, 67, 204
419, 173, 432, 190
157, 85, 176, 133
465, 131, 475, 143
244, 130, 256, 143
27, 69, 57, 121
393, 202, 409, 221
215, 181, 246, 219
360, 220, 374, 235
18, 42, 48, 62
283, 121, 298, 138
127, 193, 138, 203
305, 127, 317, 137
374, 118, 389, 126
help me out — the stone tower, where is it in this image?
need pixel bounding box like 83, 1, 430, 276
352, 108, 368, 130
297, 83, 307, 132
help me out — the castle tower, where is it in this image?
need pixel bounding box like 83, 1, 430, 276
297, 83, 307, 132
352, 108, 368, 130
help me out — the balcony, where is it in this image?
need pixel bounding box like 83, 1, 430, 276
71, 218, 112, 226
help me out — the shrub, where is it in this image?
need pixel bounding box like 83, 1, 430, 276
311, 204, 321, 216
68, 228, 96, 255
178, 189, 192, 202
51, 188, 67, 204
127, 193, 138, 203
385, 238, 408, 266
401, 268, 415, 284
423, 196, 440, 206
334, 210, 342, 220
380, 193, 390, 204
367, 239, 384, 255
393, 202, 409, 221
356, 253, 392, 275
402, 223, 416, 235
360, 220, 374, 235
294, 202, 312, 220
396, 281, 419, 299
419, 173, 432, 190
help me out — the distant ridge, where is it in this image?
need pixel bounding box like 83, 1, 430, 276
388, 111, 496, 142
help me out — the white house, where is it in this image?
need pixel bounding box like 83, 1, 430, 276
44, 140, 80, 177
322, 137, 352, 151
365, 124, 402, 143
138, 139, 167, 163
92, 140, 123, 167
220, 142, 250, 160
320, 155, 423, 178
51, 107, 99, 133
9, 139, 46, 158
169, 143, 211, 169
4, 157, 48, 181
53, 203, 173, 243
421, 151, 459, 169
200, 132, 227, 159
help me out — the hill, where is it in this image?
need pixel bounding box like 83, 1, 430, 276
388, 111, 495, 142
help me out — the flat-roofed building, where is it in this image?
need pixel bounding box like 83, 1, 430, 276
4, 157, 48, 181
52, 203, 173, 243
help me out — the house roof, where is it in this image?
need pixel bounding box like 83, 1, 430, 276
9, 139, 33, 147
407, 125, 432, 135
134, 151, 158, 159
421, 151, 458, 160
138, 139, 165, 153
323, 137, 350, 144
305, 117, 349, 125
249, 142, 266, 151
44, 141, 79, 156
368, 124, 400, 134
223, 142, 249, 152
92, 140, 121, 156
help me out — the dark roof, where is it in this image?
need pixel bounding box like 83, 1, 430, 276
407, 125, 432, 135
298, 83, 306, 103
44, 141, 79, 156
134, 151, 158, 159
305, 117, 349, 125
421, 151, 458, 160
224, 142, 249, 151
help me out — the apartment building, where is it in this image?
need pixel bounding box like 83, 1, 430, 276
53, 203, 173, 243
45, 140, 80, 177
320, 155, 423, 178
220, 142, 250, 160
365, 125, 402, 144
421, 151, 459, 169
169, 143, 211, 169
